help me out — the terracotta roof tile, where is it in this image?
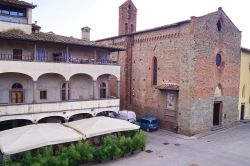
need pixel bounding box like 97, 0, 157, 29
156, 83, 179, 91
0, 31, 124, 51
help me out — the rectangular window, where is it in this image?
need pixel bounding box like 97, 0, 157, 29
10, 11, 18, 16
40, 90, 47, 100
13, 49, 22, 60
2, 10, 9, 15
0, 5, 26, 17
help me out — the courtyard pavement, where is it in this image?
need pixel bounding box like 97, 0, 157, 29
96, 122, 250, 166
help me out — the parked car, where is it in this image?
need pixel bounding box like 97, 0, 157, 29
117, 110, 136, 123
138, 116, 159, 132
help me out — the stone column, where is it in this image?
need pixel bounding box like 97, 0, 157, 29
106, 81, 110, 98
66, 46, 69, 62
94, 50, 97, 64
93, 80, 97, 99
33, 81, 37, 103
116, 80, 120, 98
34, 44, 37, 61
65, 81, 69, 100
117, 51, 120, 65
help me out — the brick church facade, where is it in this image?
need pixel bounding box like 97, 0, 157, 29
97, 0, 241, 135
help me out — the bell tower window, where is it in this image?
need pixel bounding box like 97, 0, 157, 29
128, 4, 131, 19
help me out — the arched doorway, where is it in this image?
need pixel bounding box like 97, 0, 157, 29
213, 84, 223, 126
11, 83, 24, 104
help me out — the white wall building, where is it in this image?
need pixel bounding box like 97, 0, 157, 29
0, 0, 123, 131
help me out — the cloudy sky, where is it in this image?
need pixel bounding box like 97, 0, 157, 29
27, 0, 249, 48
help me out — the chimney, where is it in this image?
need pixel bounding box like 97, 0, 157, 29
81, 26, 91, 41
32, 21, 41, 33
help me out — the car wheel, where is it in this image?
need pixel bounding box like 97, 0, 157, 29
146, 128, 150, 132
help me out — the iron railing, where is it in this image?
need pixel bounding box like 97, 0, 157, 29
0, 54, 118, 65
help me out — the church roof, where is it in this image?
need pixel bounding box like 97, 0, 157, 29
0, 30, 124, 51
0, 0, 36, 8
96, 19, 190, 42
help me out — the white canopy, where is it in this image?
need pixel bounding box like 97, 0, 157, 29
64, 116, 140, 139
0, 123, 83, 155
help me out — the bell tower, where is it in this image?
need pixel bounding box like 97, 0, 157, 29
119, 0, 137, 35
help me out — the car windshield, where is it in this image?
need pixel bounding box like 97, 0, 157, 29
151, 120, 157, 124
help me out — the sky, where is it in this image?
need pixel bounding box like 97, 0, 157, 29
26, 0, 249, 48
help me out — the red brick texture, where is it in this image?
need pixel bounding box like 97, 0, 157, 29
97, 7, 241, 135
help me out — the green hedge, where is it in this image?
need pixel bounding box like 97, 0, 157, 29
0, 131, 147, 166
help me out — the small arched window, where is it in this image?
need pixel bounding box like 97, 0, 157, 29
152, 57, 158, 86
11, 83, 24, 103
217, 20, 222, 32
100, 82, 107, 98
131, 24, 134, 33
216, 53, 222, 66
12, 83, 23, 89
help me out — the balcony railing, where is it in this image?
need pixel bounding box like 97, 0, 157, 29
0, 98, 120, 116
0, 54, 118, 65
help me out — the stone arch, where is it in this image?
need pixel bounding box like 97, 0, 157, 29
37, 116, 66, 123
37, 73, 66, 102
68, 113, 93, 122
96, 110, 117, 118
68, 72, 95, 82
69, 73, 94, 100
214, 83, 223, 97
0, 72, 34, 104
0, 119, 33, 131
97, 74, 119, 99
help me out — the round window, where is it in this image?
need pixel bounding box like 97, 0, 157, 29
216, 54, 222, 66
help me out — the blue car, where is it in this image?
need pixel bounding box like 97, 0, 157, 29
138, 116, 159, 132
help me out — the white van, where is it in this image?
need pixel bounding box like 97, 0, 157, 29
117, 110, 136, 122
